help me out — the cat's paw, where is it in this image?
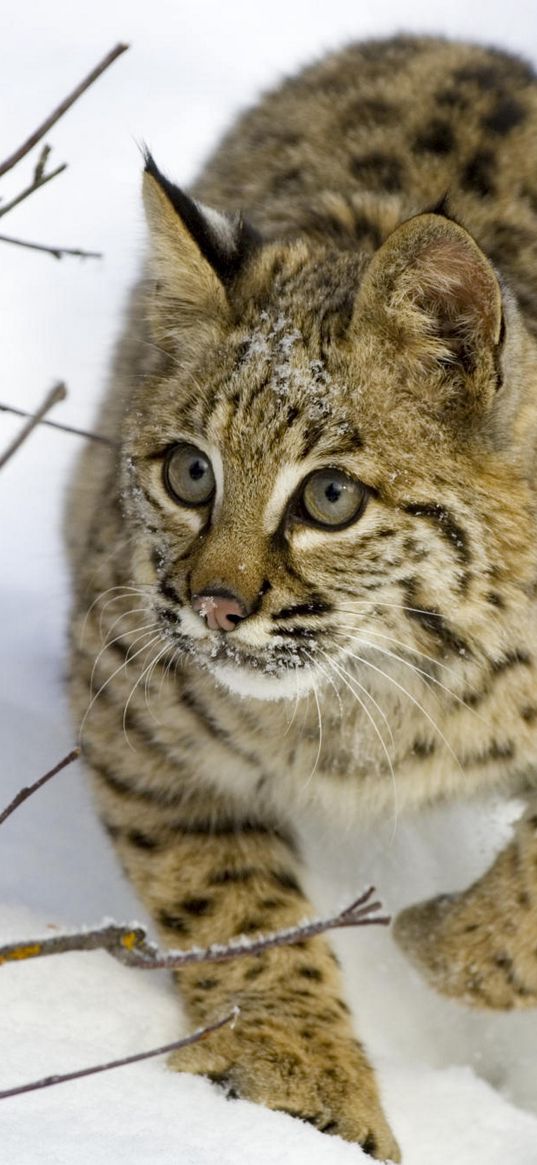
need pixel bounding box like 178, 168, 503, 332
170, 1014, 400, 1160
394, 883, 537, 1009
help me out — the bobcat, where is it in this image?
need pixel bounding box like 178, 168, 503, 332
67, 35, 537, 1160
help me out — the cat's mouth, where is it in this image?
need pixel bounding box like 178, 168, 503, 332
157, 608, 318, 700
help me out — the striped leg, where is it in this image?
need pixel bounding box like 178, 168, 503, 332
87, 768, 398, 1158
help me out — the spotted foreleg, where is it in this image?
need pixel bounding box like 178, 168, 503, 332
394, 803, 537, 1008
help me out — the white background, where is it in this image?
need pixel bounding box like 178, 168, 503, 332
1, 2, 537, 1162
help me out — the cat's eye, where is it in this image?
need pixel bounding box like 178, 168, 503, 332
297, 468, 368, 529
164, 443, 216, 507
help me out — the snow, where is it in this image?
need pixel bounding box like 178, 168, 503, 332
1, 1, 537, 1161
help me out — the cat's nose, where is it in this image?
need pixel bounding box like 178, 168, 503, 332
191, 590, 247, 632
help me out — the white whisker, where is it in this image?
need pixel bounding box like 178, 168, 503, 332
79, 632, 162, 743
336, 639, 463, 772
316, 650, 399, 836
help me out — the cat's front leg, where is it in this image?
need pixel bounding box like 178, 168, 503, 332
394, 804, 537, 1009
113, 801, 400, 1160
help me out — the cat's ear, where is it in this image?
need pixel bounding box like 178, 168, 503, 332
358, 212, 504, 416
142, 151, 258, 347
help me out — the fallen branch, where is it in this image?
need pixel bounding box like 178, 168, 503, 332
0, 43, 129, 179
0, 382, 67, 469
0, 402, 113, 445
0, 887, 389, 970
0, 1008, 237, 1100
0, 233, 102, 260
0, 748, 79, 828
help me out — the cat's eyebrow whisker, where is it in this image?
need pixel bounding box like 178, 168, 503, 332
336, 639, 464, 774
338, 631, 488, 723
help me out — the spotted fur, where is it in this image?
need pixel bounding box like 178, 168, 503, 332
67, 36, 537, 1159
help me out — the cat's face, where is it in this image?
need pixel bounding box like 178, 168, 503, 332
120, 159, 536, 702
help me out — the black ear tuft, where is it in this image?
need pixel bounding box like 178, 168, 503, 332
143, 148, 260, 284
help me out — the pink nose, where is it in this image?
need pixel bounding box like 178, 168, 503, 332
192, 593, 246, 632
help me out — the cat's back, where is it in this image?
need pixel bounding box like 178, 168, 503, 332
194, 36, 537, 318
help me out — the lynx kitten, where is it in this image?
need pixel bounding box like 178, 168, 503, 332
67, 36, 537, 1160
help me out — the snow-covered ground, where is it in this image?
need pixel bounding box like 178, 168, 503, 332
1, 2, 537, 1161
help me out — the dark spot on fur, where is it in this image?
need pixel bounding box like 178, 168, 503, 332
237, 917, 266, 934
414, 119, 455, 154
362, 1133, 378, 1156
181, 896, 213, 916
270, 167, 303, 195
243, 963, 264, 980
125, 828, 162, 851
491, 649, 531, 673
297, 966, 323, 982
413, 739, 435, 758
319, 1119, 339, 1133
273, 599, 332, 620
158, 909, 189, 934
341, 96, 397, 131
482, 97, 526, 134
402, 583, 470, 657
353, 214, 382, 250
521, 705, 537, 723
350, 151, 403, 192
271, 869, 303, 894
486, 591, 505, 608
208, 867, 257, 885
436, 87, 469, 110
461, 150, 496, 197
403, 503, 469, 567
453, 63, 504, 91
195, 977, 219, 990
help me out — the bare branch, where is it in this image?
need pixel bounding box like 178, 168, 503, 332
0, 43, 129, 179
0, 160, 67, 220
0, 382, 67, 468
0, 887, 389, 970
0, 1009, 237, 1100
0, 748, 79, 828
0, 233, 102, 260
33, 144, 51, 183
0, 402, 114, 446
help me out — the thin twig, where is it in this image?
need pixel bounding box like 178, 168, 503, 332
0, 402, 114, 446
33, 144, 51, 183
0, 43, 129, 179
0, 748, 79, 828
0, 382, 67, 468
0, 887, 390, 969
0, 161, 67, 219
0, 233, 102, 260
0, 1009, 237, 1100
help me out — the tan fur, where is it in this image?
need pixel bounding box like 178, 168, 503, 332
66, 36, 537, 1160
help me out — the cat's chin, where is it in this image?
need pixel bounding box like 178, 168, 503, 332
208, 661, 317, 702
